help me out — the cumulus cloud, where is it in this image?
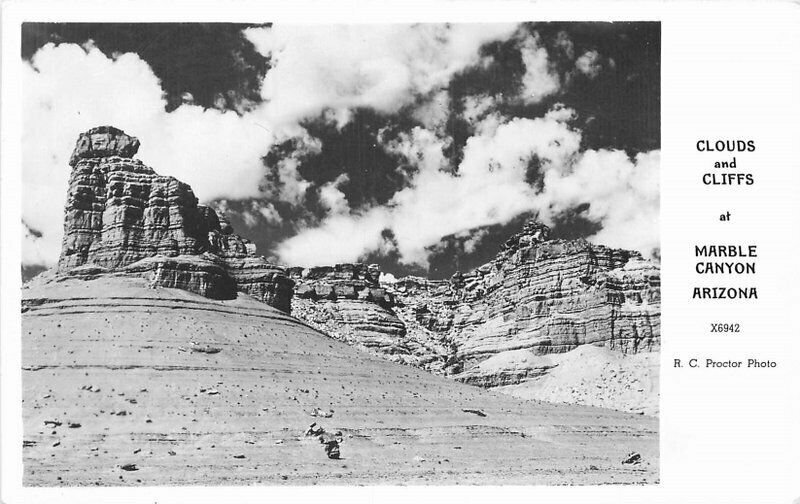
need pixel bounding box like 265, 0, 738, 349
537, 149, 660, 255
553, 31, 576, 60
318, 174, 351, 215
277, 104, 659, 266
518, 32, 561, 104
458, 228, 490, 254
22, 24, 660, 272
244, 24, 518, 130
22, 42, 274, 266
412, 89, 451, 132
275, 208, 393, 267
575, 50, 603, 79
384, 111, 581, 264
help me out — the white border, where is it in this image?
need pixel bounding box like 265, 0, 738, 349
3, 1, 799, 503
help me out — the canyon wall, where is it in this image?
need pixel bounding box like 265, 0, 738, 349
287, 264, 450, 370
289, 221, 660, 388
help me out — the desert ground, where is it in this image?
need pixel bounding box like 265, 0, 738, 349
21, 275, 658, 486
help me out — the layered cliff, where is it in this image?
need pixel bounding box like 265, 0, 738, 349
288, 221, 660, 412
287, 264, 450, 370
398, 221, 660, 377
55, 126, 292, 311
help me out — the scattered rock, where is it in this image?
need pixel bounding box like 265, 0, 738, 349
23, 440, 36, 448
190, 344, 222, 354
309, 407, 334, 418
168, 450, 176, 456
462, 408, 487, 417
120, 464, 139, 471
622, 452, 642, 465
68, 422, 81, 428
305, 422, 325, 437
323, 440, 340, 459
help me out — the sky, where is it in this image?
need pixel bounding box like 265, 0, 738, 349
21, 22, 660, 280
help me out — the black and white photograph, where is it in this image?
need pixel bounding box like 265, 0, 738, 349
15, 21, 662, 486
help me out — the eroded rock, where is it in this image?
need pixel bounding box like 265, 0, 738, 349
54, 126, 293, 312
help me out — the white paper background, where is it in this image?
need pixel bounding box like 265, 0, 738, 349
2, 1, 799, 502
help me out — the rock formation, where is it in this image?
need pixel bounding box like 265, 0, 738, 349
287, 264, 450, 369
46, 125, 659, 413
289, 220, 660, 403
56, 126, 292, 311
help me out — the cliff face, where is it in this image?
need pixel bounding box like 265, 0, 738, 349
289, 221, 660, 398
56, 126, 292, 312
390, 221, 660, 387
286, 264, 451, 369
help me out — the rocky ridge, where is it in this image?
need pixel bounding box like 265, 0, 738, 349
288, 221, 661, 412
55, 126, 292, 312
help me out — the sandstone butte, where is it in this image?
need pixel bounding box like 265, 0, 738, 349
21, 126, 659, 486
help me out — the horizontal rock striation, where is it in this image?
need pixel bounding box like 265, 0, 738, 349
288, 264, 405, 352
389, 221, 660, 386
290, 220, 659, 396
286, 264, 453, 370
286, 264, 391, 304
55, 126, 292, 311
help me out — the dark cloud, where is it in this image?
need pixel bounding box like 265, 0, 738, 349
549, 203, 603, 240
529, 22, 660, 153
22, 22, 270, 112
425, 213, 535, 279
360, 229, 427, 278
295, 109, 418, 210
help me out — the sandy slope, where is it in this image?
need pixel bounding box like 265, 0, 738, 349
487, 346, 660, 416
21, 275, 658, 486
